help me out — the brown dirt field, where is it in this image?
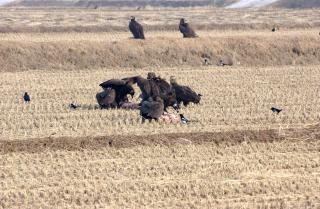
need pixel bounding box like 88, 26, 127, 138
1, 8, 320, 208
0, 126, 320, 208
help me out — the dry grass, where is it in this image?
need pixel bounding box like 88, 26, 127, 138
1, 66, 320, 141
0, 31, 319, 72
0, 130, 319, 208
0, 8, 319, 33
1, 8, 320, 208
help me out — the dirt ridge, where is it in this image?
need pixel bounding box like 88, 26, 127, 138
1, 35, 319, 71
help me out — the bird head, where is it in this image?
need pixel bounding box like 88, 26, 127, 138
147, 72, 156, 79
169, 76, 177, 85
180, 18, 185, 24
173, 103, 179, 112
130, 16, 135, 21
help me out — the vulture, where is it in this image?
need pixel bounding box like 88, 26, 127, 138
96, 88, 117, 109
140, 96, 164, 121
170, 76, 201, 107
151, 75, 177, 110
179, 18, 197, 38
124, 73, 178, 111
122, 76, 154, 101
23, 92, 30, 103
129, 16, 145, 39
99, 79, 135, 106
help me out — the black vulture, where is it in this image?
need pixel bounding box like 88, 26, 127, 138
151, 76, 177, 110
179, 18, 197, 38
123, 73, 177, 111
129, 16, 145, 39
271, 107, 282, 114
170, 76, 201, 107
99, 79, 135, 106
122, 76, 154, 101
23, 92, 30, 103
140, 96, 164, 121
96, 88, 117, 109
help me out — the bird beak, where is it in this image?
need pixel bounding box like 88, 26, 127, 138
173, 103, 179, 112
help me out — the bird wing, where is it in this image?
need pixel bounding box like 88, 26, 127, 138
179, 23, 188, 34
136, 22, 144, 38
99, 79, 126, 89
175, 85, 199, 102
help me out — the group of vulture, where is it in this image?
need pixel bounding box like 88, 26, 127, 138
96, 72, 202, 122
129, 17, 197, 39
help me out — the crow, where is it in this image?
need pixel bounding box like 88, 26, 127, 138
129, 16, 145, 39
179, 114, 189, 124
23, 92, 30, 103
271, 107, 282, 114
170, 76, 201, 108
140, 96, 164, 122
203, 58, 209, 66
69, 103, 80, 109
179, 18, 197, 38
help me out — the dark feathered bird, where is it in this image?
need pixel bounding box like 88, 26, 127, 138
140, 96, 164, 122
271, 107, 282, 114
23, 92, 30, 103
96, 88, 117, 109
99, 79, 135, 106
123, 73, 177, 111
123, 76, 153, 101
152, 76, 178, 111
170, 76, 201, 108
179, 114, 189, 124
179, 18, 197, 38
129, 16, 145, 39
69, 103, 80, 109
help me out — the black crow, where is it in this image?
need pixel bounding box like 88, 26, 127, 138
179, 18, 197, 38
69, 103, 80, 109
204, 58, 209, 66
179, 114, 189, 124
271, 107, 282, 114
23, 92, 30, 103
129, 16, 145, 39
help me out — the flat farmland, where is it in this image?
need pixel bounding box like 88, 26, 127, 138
0, 8, 320, 209
1, 65, 320, 140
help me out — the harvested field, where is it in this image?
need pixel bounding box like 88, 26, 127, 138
0, 8, 319, 33
1, 129, 320, 208
0, 8, 320, 209
1, 66, 320, 140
